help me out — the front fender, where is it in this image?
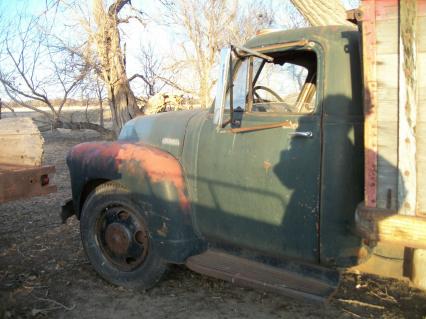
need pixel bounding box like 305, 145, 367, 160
67, 141, 205, 262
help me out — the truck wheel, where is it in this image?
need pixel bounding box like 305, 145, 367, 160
80, 181, 167, 290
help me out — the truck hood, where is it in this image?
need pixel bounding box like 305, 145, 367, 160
118, 109, 203, 158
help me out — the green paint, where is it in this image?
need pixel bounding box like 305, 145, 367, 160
73, 25, 365, 267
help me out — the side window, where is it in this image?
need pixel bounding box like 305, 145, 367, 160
251, 51, 317, 114
225, 59, 249, 111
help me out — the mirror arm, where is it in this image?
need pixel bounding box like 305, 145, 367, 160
221, 118, 232, 129
229, 61, 234, 125
233, 45, 274, 62
247, 57, 254, 112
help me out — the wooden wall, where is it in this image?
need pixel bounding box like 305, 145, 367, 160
362, 0, 426, 216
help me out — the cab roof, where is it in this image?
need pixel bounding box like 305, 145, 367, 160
245, 25, 358, 50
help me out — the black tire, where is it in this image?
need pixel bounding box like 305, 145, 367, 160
80, 181, 167, 290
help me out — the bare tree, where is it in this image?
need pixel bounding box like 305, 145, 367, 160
78, 68, 107, 128
275, 1, 309, 29
0, 14, 110, 135
95, 76, 106, 128
129, 43, 167, 98
88, 0, 145, 133
162, 0, 273, 108
0, 98, 17, 119
290, 0, 353, 26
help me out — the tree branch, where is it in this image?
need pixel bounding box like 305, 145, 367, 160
108, 0, 131, 17
156, 76, 195, 95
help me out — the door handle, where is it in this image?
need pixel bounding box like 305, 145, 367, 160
289, 131, 313, 138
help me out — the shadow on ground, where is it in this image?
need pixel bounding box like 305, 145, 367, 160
0, 129, 425, 319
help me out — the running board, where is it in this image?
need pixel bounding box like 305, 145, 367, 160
186, 250, 340, 302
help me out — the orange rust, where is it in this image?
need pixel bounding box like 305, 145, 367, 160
70, 142, 122, 161
70, 142, 191, 213
116, 144, 190, 213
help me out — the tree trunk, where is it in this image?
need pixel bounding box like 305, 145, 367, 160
93, 0, 140, 134
290, 0, 353, 27
199, 76, 210, 108
107, 79, 139, 132
99, 97, 104, 128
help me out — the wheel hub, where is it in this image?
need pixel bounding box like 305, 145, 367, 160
96, 206, 149, 271
105, 223, 131, 255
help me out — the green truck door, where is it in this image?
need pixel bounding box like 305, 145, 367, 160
195, 50, 322, 262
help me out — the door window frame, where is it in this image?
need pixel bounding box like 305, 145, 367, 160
213, 40, 325, 128
247, 42, 323, 117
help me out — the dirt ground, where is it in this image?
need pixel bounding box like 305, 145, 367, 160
1, 129, 426, 319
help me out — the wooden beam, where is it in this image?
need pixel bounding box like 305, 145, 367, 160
398, 0, 418, 216
412, 249, 426, 290
360, 0, 378, 208
356, 205, 426, 249
416, 1, 426, 216
0, 164, 56, 203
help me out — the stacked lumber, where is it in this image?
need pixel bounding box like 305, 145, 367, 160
0, 117, 44, 167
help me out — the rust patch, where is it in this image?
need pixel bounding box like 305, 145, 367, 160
70, 142, 191, 213
116, 144, 190, 213
105, 223, 131, 255
263, 160, 271, 175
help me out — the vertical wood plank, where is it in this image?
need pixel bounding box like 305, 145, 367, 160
376, 51, 399, 209
361, 0, 378, 208
398, 0, 417, 215
361, 0, 400, 209
376, 0, 399, 211
416, 0, 426, 215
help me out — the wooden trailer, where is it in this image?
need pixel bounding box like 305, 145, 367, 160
0, 118, 56, 204
354, 0, 426, 288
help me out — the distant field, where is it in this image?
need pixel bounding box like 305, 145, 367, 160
0, 105, 113, 129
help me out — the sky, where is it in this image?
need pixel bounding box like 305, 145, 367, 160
0, 0, 359, 101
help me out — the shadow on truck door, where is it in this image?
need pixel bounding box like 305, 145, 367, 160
195, 95, 405, 268
275, 93, 406, 267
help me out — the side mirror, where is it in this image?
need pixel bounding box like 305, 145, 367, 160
213, 47, 232, 127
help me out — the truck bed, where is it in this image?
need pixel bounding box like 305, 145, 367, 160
0, 164, 56, 204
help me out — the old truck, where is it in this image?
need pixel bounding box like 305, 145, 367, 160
63, 0, 426, 302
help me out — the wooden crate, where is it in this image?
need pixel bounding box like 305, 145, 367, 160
361, 0, 426, 217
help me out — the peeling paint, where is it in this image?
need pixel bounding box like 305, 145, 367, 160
69, 142, 191, 213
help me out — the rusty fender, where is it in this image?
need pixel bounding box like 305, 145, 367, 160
66, 141, 205, 263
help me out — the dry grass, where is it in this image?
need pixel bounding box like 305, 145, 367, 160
0, 113, 426, 318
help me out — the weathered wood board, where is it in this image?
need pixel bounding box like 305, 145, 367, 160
0, 118, 44, 167
375, 1, 399, 211
416, 4, 426, 216
362, 0, 426, 217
